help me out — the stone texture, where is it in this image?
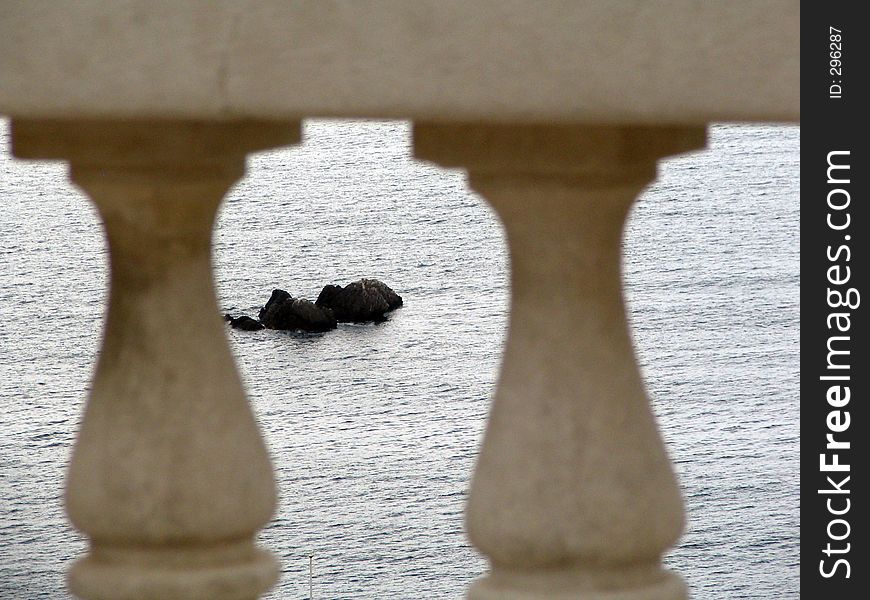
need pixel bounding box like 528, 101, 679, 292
315, 279, 403, 323
225, 313, 264, 331
258, 289, 337, 332
12, 120, 300, 600
415, 124, 706, 600
0, 2, 798, 123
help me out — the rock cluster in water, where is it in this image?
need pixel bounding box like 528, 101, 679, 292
315, 278, 404, 323
259, 290, 337, 332
225, 278, 403, 333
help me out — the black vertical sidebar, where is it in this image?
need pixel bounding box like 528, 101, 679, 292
802, 2, 867, 598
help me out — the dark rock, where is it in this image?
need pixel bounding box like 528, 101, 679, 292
315, 278, 403, 323
258, 289, 337, 332
258, 289, 292, 322
315, 285, 343, 311
224, 313, 264, 331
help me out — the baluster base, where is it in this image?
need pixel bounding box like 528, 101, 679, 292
469, 565, 686, 600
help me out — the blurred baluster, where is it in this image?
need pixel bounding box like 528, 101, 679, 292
13, 119, 299, 600
415, 123, 706, 600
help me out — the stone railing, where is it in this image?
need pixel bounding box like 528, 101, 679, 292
0, 3, 799, 599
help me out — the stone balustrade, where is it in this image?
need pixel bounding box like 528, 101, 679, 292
1, 2, 798, 599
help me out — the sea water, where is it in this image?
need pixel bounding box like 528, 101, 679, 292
0, 120, 799, 599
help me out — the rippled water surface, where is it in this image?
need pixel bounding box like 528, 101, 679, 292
0, 120, 799, 599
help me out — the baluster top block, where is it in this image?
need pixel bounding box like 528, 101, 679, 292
0, 1, 797, 123
414, 124, 706, 176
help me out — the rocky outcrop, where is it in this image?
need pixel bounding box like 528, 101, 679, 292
224, 314, 264, 331
258, 289, 337, 332
224, 280, 402, 333
315, 278, 403, 323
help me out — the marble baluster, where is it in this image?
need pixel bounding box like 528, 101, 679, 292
12, 119, 299, 600
415, 123, 706, 600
